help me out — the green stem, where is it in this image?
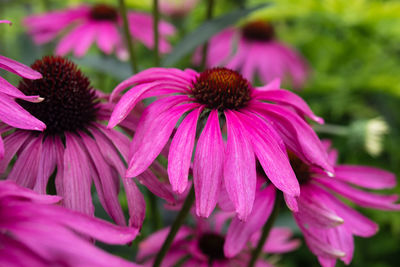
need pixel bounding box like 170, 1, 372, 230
153, 0, 160, 66
248, 193, 282, 267
149, 192, 162, 230
152, 186, 195, 267
200, 0, 215, 70
313, 123, 349, 136
41, 0, 51, 10
118, 0, 138, 73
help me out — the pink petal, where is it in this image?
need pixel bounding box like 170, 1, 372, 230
0, 76, 43, 102
249, 102, 333, 175
193, 110, 224, 217
333, 165, 396, 189
80, 131, 126, 226
8, 136, 42, 188
262, 227, 300, 253
308, 183, 378, 237
137, 169, 175, 203
316, 177, 400, 210
0, 94, 46, 130
224, 185, 276, 257
62, 133, 94, 216
127, 100, 199, 178
237, 110, 300, 197
110, 67, 195, 102
108, 82, 190, 128
0, 55, 42, 79
122, 177, 146, 228
168, 107, 203, 193
224, 110, 257, 220
33, 136, 57, 194
283, 193, 298, 211
0, 130, 30, 173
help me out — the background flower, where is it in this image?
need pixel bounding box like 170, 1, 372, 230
24, 4, 176, 58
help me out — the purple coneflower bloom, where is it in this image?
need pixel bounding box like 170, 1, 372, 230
0, 180, 140, 267
137, 211, 299, 266
238, 141, 399, 267
108, 67, 332, 220
160, 0, 199, 18
194, 20, 309, 88
0, 20, 46, 159
0, 56, 173, 228
24, 4, 176, 58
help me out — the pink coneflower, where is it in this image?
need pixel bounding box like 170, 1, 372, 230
0, 56, 173, 228
244, 141, 399, 267
24, 4, 176, 58
0, 180, 140, 267
0, 20, 46, 160
108, 67, 332, 220
194, 20, 309, 88
137, 211, 299, 266
291, 143, 399, 267
159, 0, 199, 18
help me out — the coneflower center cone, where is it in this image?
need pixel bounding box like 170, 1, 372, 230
17, 56, 99, 136
90, 4, 118, 22
198, 233, 226, 261
242, 20, 275, 42
192, 67, 251, 110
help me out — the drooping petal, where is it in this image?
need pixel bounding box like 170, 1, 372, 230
62, 133, 94, 216
237, 110, 300, 197
261, 227, 301, 253
193, 110, 224, 217
308, 183, 378, 237
249, 102, 333, 175
8, 136, 42, 188
333, 165, 396, 189
108, 82, 190, 128
80, 132, 126, 226
33, 136, 57, 194
122, 177, 146, 228
316, 178, 400, 210
137, 169, 175, 203
224, 185, 276, 257
168, 107, 203, 193
224, 110, 256, 220
0, 76, 43, 102
127, 100, 199, 178
0, 94, 46, 130
0, 55, 42, 79
110, 67, 195, 102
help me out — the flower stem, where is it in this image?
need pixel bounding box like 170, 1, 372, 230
118, 0, 138, 73
200, 0, 215, 70
248, 193, 282, 267
152, 185, 195, 267
149, 192, 162, 230
153, 0, 160, 66
313, 123, 349, 136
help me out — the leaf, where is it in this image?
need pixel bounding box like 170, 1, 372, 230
161, 4, 269, 67
73, 55, 132, 80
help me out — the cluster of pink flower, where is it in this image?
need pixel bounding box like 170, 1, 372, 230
0, 2, 398, 267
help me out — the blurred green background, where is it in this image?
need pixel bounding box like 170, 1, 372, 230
1, 0, 399, 266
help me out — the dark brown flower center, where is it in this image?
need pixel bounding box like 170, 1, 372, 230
17, 56, 99, 136
90, 4, 118, 21
242, 20, 275, 42
198, 233, 226, 262
192, 68, 251, 110
288, 152, 312, 185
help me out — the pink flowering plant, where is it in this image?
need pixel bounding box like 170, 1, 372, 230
1, 1, 400, 267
